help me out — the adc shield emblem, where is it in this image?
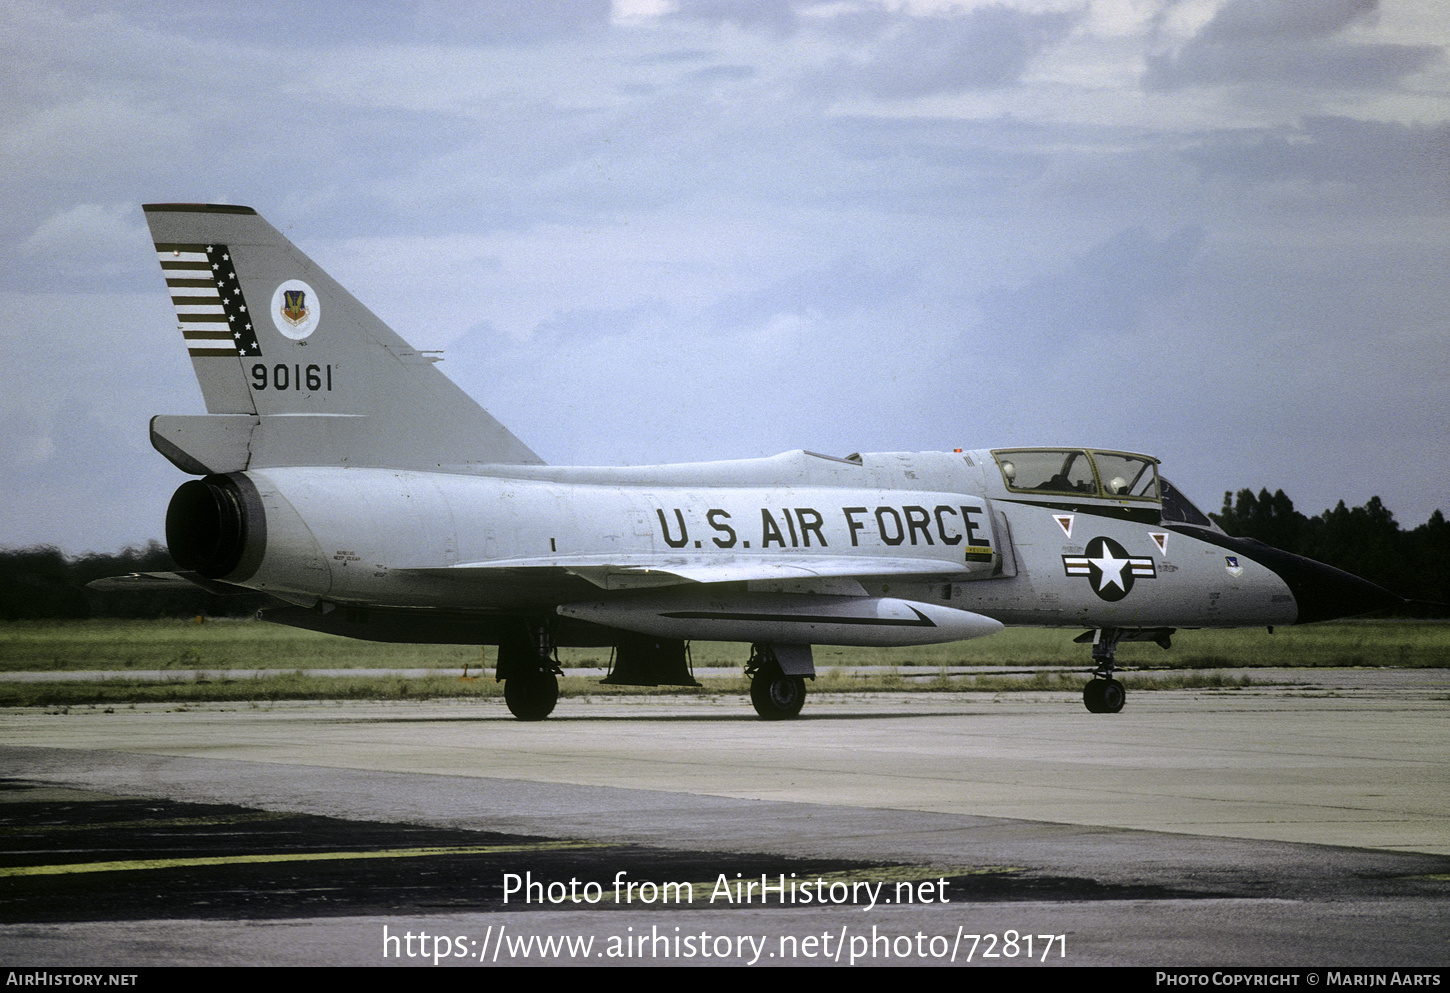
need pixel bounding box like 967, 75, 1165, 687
271, 278, 321, 340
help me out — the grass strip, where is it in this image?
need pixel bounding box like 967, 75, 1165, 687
0, 668, 1262, 708
3, 619, 1444, 673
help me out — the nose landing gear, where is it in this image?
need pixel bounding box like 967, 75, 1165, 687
1083, 627, 1125, 714
1074, 627, 1174, 713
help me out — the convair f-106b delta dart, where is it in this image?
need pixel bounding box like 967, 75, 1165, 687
141, 204, 1400, 720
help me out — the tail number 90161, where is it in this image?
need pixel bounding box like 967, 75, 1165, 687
251, 363, 334, 392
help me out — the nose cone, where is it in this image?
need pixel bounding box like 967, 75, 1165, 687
1220, 537, 1403, 624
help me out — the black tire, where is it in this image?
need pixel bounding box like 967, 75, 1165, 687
1083, 678, 1125, 714
750, 670, 806, 720
505, 671, 558, 721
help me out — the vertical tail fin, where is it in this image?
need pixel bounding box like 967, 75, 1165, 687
144, 203, 543, 473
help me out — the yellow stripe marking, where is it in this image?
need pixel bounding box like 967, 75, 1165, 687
0, 840, 609, 877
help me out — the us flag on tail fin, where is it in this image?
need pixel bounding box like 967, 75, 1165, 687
154, 243, 261, 357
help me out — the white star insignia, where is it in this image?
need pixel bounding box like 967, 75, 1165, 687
1089, 545, 1129, 592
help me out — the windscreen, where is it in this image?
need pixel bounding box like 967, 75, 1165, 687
1091, 453, 1158, 499
1159, 477, 1215, 527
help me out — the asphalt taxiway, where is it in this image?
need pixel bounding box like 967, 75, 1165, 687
1, 672, 1447, 967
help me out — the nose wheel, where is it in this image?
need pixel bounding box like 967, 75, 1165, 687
1083, 677, 1125, 714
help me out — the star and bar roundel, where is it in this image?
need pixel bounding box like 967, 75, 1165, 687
1062, 536, 1157, 601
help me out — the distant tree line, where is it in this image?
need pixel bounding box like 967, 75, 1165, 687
0, 542, 270, 621
1211, 490, 1447, 616
2, 490, 1445, 620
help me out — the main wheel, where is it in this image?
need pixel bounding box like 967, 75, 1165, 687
505, 670, 558, 721
750, 670, 806, 720
1083, 680, 1105, 713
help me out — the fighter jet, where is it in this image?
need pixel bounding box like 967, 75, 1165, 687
142, 204, 1401, 720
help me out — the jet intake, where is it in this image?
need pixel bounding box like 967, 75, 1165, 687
558, 592, 1003, 647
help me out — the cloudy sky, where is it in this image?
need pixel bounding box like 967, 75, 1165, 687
2, 0, 1447, 555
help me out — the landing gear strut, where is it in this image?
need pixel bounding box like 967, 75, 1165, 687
1082, 627, 1126, 714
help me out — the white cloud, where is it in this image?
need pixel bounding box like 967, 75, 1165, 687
17, 203, 150, 283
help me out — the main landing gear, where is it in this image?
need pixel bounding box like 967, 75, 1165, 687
746, 643, 811, 720
498, 621, 561, 721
